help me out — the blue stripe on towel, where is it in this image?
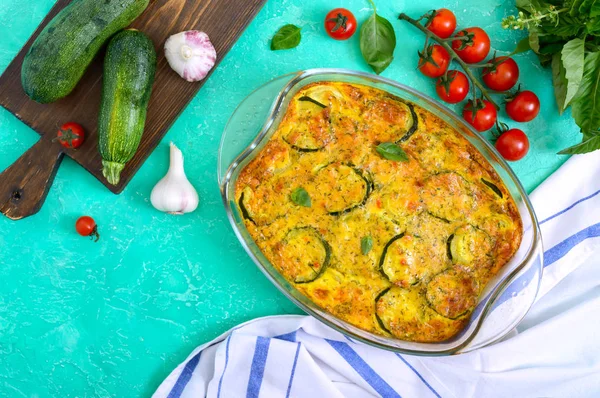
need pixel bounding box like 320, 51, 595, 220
325, 339, 402, 398
285, 343, 302, 398
247, 336, 271, 398
395, 354, 441, 398
540, 188, 600, 225
216, 334, 232, 398
166, 351, 201, 398
275, 330, 297, 342
544, 222, 600, 267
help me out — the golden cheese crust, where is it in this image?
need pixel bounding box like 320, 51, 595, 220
235, 82, 523, 342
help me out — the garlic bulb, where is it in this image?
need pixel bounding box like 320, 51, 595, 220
150, 143, 199, 215
164, 30, 217, 82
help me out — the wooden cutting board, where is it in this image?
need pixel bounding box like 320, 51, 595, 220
0, 0, 266, 220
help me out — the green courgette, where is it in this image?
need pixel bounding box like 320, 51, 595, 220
99, 29, 156, 185
282, 227, 331, 284
21, 0, 149, 104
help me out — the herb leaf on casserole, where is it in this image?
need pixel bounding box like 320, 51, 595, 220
271, 24, 302, 51
376, 142, 409, 162
361, 236, 374, 255
291, 187, 311, 207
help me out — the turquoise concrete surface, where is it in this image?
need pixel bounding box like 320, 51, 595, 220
0, 0, 580, 396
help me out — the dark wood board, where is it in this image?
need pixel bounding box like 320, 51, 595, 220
0, 0, 266, 220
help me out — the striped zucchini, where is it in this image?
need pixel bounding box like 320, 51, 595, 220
21, 0, 149, 104
99, 29, 156, 185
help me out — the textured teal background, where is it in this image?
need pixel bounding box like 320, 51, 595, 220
0, 0, 580, 396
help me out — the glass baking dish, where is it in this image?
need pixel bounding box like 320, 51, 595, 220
218, 69, 543, 355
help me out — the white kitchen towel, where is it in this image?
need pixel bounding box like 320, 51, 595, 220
154, 151, 600, 398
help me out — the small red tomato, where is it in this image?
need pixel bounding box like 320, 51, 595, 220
436, 70, 469, 103
483, 57, 520, 92
76, 216, 100, 241
496, 128, 529, 161
452, 27, 491, 64
325, 8, 357, 40
56, 122, 85, 149
426, 8, 457, 39
418, 45, 450, 78
506, 90, 540, 122
462, 100, 497, 132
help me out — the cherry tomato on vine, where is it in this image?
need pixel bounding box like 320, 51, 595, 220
425, 8, 456, 39
435, 70, 469, 103
418, 45, 450, 78
324, 8, 357, 40
56, 122, 85, 149
452, 27, 491, 64
506, 90, 540, 122
496, 128, 529, 161
482, 57, 519, 92
76, 216, 100, 242
462, 99, 497, 132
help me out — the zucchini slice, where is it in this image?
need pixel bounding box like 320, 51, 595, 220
397, 103, 419, 143
238, 190, 255, 224
481, 178, 503, 199
378, 233, 430, 287
448, 225, 493, 268
421, 172, 475, 222
279, 227, 332, 284
425, 268, 478, 319
366, 97, 417, 143
375, 286, 426, 338
315, 164, 372, 216
374, 287, 392, 334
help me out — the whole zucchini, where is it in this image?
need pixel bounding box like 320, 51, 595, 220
99, 29, 156, 186
21, 0, 149, 104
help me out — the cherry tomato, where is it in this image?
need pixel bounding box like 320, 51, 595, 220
426, 8, 457, 39
482, 57, 519, 92
436, 70, 469, 103
418, 45, 450, 78
495, 128, 529, 161
462, 100, 497, 132
505, 90, 540, 122
76, 216, 100, 241
324, 8, 357, 40
56, 122, 85, 149
452, 27, 491, 64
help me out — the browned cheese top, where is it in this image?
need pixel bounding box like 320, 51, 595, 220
235, 82, 522, 342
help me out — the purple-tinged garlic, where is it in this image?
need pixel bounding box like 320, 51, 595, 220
164, 31, 217, 82
150, 143, 199, 215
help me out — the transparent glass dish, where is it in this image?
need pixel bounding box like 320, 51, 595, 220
218, 69, 543, 355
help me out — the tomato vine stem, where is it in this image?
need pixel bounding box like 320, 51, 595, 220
398, 13, 500, 110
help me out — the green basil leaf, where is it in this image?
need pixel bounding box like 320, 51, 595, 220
560, 38, 585, 110
529, 29, 540, 53
361, 236, 373, 255
360, 12, 396, 74
290, 187, 311, 207
271, 24, 301, 51
552, 53, 569, 114
376, 142, 409, 162
512, 37, 532, 54
558, 134, 600, 154
591, 1, 600, 17
570, 51, 600, 134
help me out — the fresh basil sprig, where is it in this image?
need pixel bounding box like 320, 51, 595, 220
361, 236, 373, 255
376, 142, 409, 162
290, 187, 311, 207
360, 0, 397, 74
503, 1, 600, 154
271, 24, 302, 51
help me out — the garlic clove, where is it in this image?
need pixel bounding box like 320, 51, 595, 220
164, 30, 217, 82
150, 143, 199, 215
